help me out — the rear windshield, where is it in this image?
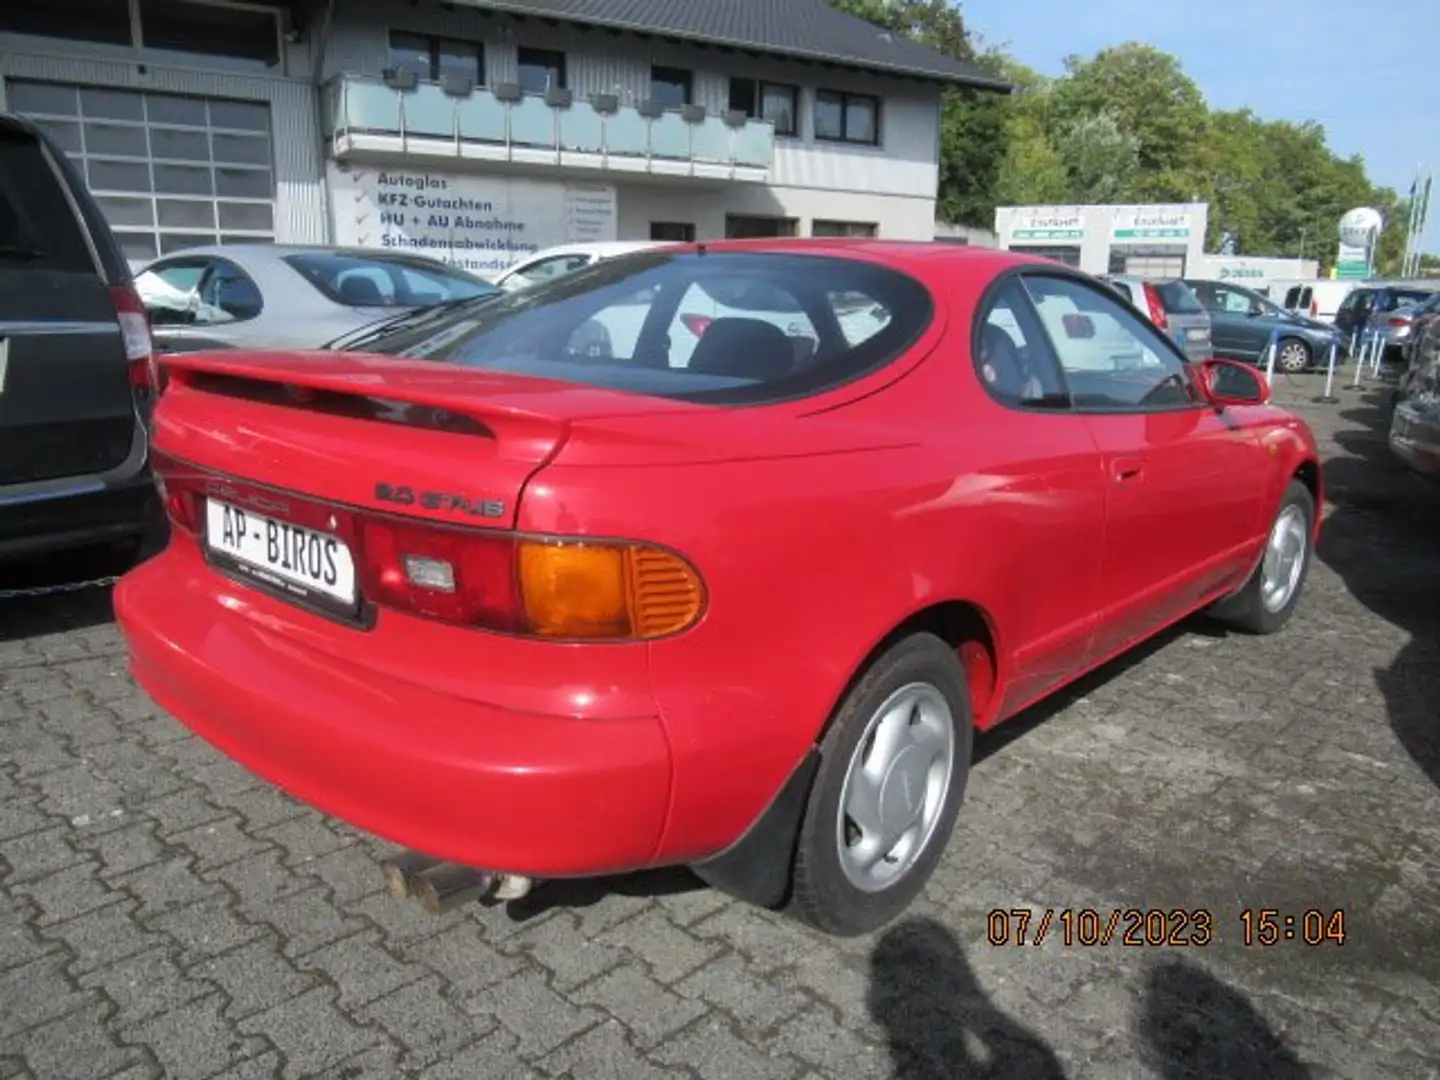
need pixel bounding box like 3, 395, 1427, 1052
360, 251, 932, 406
284, 251, 497, 308
0, 126, 93, 274
1380, 288, 1436, 311
1154, 281, 1203, 314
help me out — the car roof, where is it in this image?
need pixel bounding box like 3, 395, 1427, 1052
144, 243, 463, 262
520, 240, 669, 259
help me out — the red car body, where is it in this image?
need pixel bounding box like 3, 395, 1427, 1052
115, 241, 1322, 918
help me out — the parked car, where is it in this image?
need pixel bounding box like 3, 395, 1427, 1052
492, 241, 665, 291
1389, 332, 1440, 482
1185, 279, 1342, 373
1333, 282, 1439, 353
1399, 292, 1440, 366
1101, 276, 1212, 362
0, 110, 162, 567
1363, 285, 1440, 363
115, 242, 1321, 937
1278, 279, 1356, 324
135, 245, 498, 354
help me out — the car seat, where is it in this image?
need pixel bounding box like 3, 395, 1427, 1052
687, 317, 796, 381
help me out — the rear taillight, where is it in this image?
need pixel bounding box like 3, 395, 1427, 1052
1310, 299, 1319, 318
1141, 283, 1169, 331
1389, 316, 1412, 327
109, 285, 155, 391
680, 314, 713, 337
151, 455, 706, 640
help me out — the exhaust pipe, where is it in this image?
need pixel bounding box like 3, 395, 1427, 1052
410, 863, 500, 915
380, 851, 442, 899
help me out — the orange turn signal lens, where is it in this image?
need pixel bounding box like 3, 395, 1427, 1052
517, 539, 705, 640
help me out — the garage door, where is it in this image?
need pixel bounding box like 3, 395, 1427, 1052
5, 80, 275, 266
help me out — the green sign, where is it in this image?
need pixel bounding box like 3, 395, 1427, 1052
1113, 227, 1190, 239
1336, 259, 1368, 279
1013, 228, 1083, 240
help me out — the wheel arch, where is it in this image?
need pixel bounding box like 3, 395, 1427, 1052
689, 596, 1002, 910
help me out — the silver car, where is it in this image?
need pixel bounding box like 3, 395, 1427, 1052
1102, 276, 1213, 363
134, 245, 498, 354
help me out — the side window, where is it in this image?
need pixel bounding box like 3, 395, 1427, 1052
195, 260, 263, 323
1212, 285, 1252, 314
973, 278, 1066, 407
1023, 275, 1196, 411
509, 254, 590, 290
135, 259, 212, 325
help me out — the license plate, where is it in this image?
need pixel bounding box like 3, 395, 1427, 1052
205, 498, 357, 606
1187, 328, 1209, 342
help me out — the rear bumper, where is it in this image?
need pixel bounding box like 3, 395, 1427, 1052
1390, 408, 1440, 479
0, 470, 160, 561
114, 547, 674, 876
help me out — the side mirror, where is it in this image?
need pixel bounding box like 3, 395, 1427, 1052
1198, 357, 1270, 407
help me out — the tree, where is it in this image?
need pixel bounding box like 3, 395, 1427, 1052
830, 0, 1010, 227
1053, 111, 1140, 204
1049, 43, 1210, 203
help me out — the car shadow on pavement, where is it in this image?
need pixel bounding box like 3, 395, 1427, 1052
1137, 959, 1313, 1080
501, 866, 706, 922
1314, 390, 1440, 791
868, 916, 1067, 1080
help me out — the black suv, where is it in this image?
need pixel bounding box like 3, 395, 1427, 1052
0, 111, 162, 568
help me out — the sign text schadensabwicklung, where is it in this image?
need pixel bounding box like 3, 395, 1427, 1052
328, 165, 617, 275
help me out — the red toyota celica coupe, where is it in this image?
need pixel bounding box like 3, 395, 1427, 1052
115, 241, 1322, 936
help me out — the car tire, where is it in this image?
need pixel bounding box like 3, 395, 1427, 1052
1276, 338, 1311, 374
788, 633, 972, 937
1209, 479, 1315, 635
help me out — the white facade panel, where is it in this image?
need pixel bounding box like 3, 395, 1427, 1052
0, 44, 327, 248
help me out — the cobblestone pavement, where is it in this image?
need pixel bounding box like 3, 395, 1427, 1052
2, 374, 1438, 1080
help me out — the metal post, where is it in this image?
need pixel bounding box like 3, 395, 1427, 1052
1351, 331, 1368, 389
1263, 327, 1279, 383
1370, 332, 1384, 378
1314, 338, 1340, 403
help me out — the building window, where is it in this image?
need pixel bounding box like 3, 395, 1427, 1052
387, 32, 484, 85
651, 222, 695, 242
650, 66, 692, 109
812, 220, 877, 238
814, 90, 879, 145
725, 214, 798, 239
727, 78, 799, 137
0, 0, 132, 47
517, 47, 566, 94
139, 0, 281, 67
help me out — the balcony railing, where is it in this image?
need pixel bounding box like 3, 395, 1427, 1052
322, 74, 774, 176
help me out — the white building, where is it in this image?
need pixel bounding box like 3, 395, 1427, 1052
994, 203, 1209, 279
0, 0, 1004, 274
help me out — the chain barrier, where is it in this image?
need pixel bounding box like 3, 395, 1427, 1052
0, 575, 121, 601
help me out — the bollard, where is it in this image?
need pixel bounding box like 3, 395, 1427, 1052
1351, 331, 1369, 389
1314, 338, 1340, 403
1370, 331, 1385, 378
1263, 327, 1279, 383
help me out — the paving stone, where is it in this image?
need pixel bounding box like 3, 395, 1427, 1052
1, 380, 1438, 1080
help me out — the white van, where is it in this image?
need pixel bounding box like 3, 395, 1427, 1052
1276, 279, 1357, 324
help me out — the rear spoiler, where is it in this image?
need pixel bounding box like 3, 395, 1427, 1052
160, 349, 578, 462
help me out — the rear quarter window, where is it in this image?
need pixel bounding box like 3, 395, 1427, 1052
0, 126, 94, 274
365, 251, 933, 406
1154, 281, 1203, 314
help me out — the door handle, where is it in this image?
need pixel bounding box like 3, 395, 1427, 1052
1111, 457, 1145, 483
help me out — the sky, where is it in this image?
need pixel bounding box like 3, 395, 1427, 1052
963, 0, 1440, 254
